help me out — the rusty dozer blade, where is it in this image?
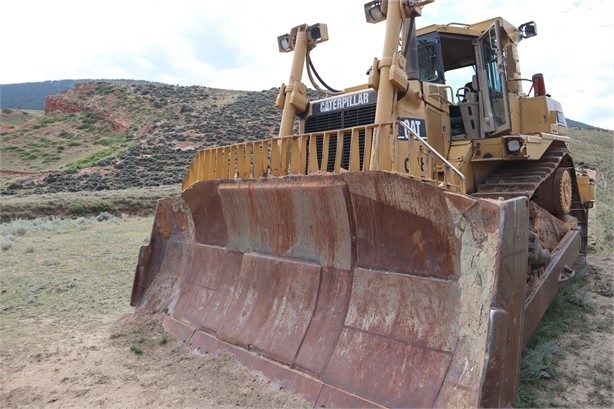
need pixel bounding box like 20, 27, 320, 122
131, 172, 529, 408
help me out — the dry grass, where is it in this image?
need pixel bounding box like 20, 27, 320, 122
0, 109, 44, 127
0, 216, 146, 340
0, 185, 180, 222
568, 127, 613, 254
0, 215, 311, 408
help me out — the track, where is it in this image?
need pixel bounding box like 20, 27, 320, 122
472, 146, 569, 204
473, 144, 588, 254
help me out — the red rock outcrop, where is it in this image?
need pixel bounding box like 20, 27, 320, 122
44, 83, 129, 132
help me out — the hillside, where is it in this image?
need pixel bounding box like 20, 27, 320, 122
3, 80, 609, 132
1, 81, 282, 196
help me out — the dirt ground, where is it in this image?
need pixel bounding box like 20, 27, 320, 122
546, 255, 614, 407
0, 310, 311, 408
0, 216, 612, 408
0, 217, 310, 409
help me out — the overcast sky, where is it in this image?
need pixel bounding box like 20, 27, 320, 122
2, 0, 612, 129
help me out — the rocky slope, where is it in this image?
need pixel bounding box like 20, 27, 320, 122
1, 81, 282, 195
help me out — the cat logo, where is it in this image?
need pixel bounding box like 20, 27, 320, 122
312, 90, 377, 115
397, 118, 426, 140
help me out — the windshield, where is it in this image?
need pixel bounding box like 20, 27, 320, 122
417, 33, 477, 90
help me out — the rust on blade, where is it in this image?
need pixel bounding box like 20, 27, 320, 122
218, 177, 354, 270
182, 180, 227, 246
343, 172, 457, 278
215, 253, 321, 364
293, 267, 353, 375
132, 172, 529, 408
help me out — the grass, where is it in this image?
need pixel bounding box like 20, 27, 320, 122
0, 216, 97, 235
515, 263, 595, 407
0, 216, 150, 346
130, 345, 143, 356
94, 134, 125, 147
0, 109, 133, 172
40, 115, 67, 125
0, 185, 180, 222
65, 147, 115, 170
0, 212, 310, 408
130, 332, 145, 356
0, 109, 44, 126
568, 127, 614, 254
58, 130, 76, 139
2, 136, 62, 162
68, 202, 88, 215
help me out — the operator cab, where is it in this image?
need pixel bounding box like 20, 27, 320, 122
417, 30, 481, 139
416, 20, 523, 140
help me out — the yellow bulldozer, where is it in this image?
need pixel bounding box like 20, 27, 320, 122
131, 1, 596, 407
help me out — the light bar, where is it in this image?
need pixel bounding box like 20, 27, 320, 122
519, 21, 537, 39
307, 23, 329, 44
364, 1, 387, 24
277, 33, 293, 52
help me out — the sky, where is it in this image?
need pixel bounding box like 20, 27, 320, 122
2, 0, 613, 129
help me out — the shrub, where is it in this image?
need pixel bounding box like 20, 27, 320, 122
95, 212, 113, 221
1, 235, 15, 251
93, 201, 111, 213
15, 226, 27, 236
58, 130, 75, 140
69, 203, 87, 215
130, 345, 143, 356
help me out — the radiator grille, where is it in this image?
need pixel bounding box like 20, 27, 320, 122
304, 104, 375, 172
305, 104, 376, 133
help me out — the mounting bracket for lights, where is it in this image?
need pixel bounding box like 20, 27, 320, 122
277, 24, 329, 53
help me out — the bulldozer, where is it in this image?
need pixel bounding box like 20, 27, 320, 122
131, 1, 597, 407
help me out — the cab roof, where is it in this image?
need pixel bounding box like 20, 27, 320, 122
417, 17, 520, 42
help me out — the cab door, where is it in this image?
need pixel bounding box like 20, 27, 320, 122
475, 19, 511, 136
